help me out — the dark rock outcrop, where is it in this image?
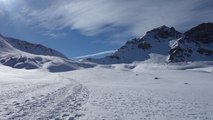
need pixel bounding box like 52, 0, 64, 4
184, 23, 213, 44
168, 23, 213, 62
87, 26, 182, 64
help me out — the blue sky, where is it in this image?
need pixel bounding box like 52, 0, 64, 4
0, 0, 213, 58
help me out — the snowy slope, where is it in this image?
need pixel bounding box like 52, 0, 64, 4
0, 34, 93, 72
168, 23, 213, 62
87, 23, 213, 64
1, 61, 212, 120
0, 34, 67, 58
87, 26, 182, 64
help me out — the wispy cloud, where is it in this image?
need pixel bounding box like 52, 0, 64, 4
3, 0, 213, 40
0, 10, 3, 16
0, 2, 5, 16
73, 50, 116, 60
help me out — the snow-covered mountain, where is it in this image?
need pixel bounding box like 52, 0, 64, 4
87, 26, 182, 64
0, 25, 213, 120
0, 34, 92, 72
1, 23, 212, 70
86, 23, 213, 64
168, 23, 213, 62
0, 34, 67, 59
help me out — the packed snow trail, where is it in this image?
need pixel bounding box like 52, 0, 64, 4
0, 69, 89, 120
1, 63, 213, 120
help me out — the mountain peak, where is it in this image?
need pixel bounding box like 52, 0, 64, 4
168, 22, 213, 62
87, 25, 183, 64
184, 22, 213, 44
0, 34, 67, 59
0, 34, 74, 71
87, 23, 213, 64
145, 25, 182, 39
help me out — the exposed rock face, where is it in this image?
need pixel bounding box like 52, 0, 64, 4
88, 26, 182, 64
0, 55, 43, 69
86, 23, 213, 64
168, 23, 213, 62
138, 42, 152, 50
147, 26, 181, 39
184, 23, 213, 44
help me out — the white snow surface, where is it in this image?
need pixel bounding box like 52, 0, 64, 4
0, 61, 213, 120
0, 34, 94, 72
0, 34, 67, 58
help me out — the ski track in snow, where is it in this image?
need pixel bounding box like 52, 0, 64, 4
0, 74, 89, 120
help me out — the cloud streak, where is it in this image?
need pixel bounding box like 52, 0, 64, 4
73, 50, 116, 60
4, 0, 213, 39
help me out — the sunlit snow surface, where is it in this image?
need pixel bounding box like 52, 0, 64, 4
0, 61, 213, 120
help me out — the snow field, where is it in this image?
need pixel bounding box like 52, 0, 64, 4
0, 62, 213, 120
